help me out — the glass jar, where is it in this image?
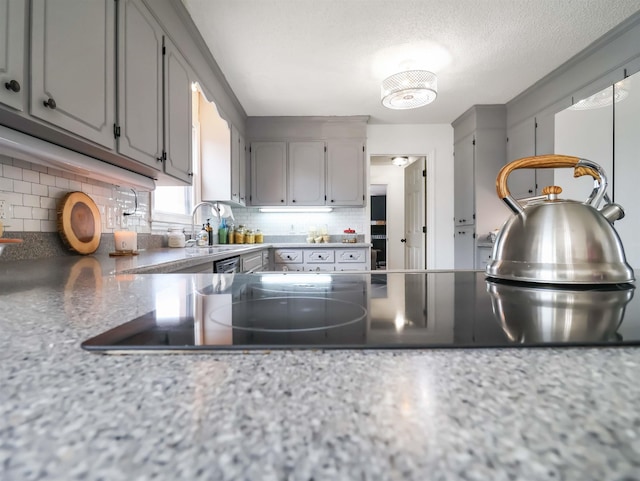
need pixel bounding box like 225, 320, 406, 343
167, 228, 186, 248
245, 229, 255, 244
255, 229, 264, 243
342, 228, 357, 243
235, 225, 246, 244
228, 224, 235, 244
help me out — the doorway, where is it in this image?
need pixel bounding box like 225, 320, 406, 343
370, 185, 387, 269
369, 155, 427, 269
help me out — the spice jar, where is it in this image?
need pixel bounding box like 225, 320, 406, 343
245, 229, 255, 244
167, 227, 186, 248
255, 229, 264, 243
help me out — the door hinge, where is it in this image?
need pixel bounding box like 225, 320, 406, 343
473, 233, 476, 239
249, 146, 252, 153
324, 146, 327, 152
535, 121, 538, 129
472, 213, 476, 220
162, 45, 166, 55
422, 226, 426, 234
113, 124, 121, 138
324, 195, 327, 201
422, 169, 426, 177
472, 139, 476, 146
362, 145, 365, 152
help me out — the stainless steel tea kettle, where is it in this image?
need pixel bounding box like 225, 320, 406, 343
485, 154, 635, 285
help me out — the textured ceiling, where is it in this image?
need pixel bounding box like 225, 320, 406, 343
181, 0, 640, 124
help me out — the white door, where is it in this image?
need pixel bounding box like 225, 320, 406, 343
404, 157, 426, 269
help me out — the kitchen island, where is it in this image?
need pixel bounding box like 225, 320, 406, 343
1, 254, 639, 481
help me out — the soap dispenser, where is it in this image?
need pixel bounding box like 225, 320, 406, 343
197, 224, 208, 246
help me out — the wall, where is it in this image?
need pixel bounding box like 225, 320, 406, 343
366, 124, 454, 269
0, 153, 150, 236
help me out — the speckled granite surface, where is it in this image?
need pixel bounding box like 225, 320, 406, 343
1, 254, 639, 480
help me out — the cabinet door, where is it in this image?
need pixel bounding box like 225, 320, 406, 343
0, 0, 25, 111
454, 227, 475, 269
326, 140, 364, 206
31, 0, 115, 148
239, 133, 247, 205
534, 113, 556, 194
250, 141, 287, 205
453, 134, 474, 225
506, 118, 536, 198
118, 0, 163, 170
231, 125, 241, 203
614, 71, 640, 269
163, 36, 193, 184
288, 141, 325, 205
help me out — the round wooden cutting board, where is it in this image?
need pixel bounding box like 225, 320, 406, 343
57, 192, 102, 255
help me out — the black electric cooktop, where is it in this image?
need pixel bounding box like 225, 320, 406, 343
82, 271, 640, 353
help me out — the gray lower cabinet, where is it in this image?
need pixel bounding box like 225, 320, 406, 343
0, 0, 25, 111
273, 247, 370, 271
454, 227, 475, 270
30, 0, 116, 149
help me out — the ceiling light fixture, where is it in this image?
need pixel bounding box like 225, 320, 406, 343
381, 70, 437, 109
392, 156, 409, 167
569, 83, 628, 110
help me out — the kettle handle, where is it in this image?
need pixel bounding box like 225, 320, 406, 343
496, 155, 607, 214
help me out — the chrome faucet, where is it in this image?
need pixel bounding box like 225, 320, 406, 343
190, 201, 221, 242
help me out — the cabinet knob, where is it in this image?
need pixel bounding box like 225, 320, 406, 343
400, 238, 406, 243
4, 80, 20, 92
292, 199, 296, 203
43, 97, 57, 109
280, 199, 284, 203
156, 156, 163, 162
331, 199, 335, 203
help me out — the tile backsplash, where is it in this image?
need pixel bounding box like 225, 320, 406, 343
0, 153, 150, 235
230, 208, 366, 237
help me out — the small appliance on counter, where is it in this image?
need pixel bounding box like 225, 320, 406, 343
487, 155, 634, 285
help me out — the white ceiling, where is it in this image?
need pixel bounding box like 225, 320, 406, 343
181, 0, 640, 125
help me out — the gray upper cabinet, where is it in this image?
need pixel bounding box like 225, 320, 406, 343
453, 133, 474, 226
288, 141, 325, 205
30, 0, 115, 149
238, 133, 247, 204
230, 125, 247, 205
118, 0, 163, 170
614, 71, 640, 268
0, 0, 25, 111
163, 35, 193, 184
326, 139, 365, 206
506, 118, 536, 199
251, 141, 287, 205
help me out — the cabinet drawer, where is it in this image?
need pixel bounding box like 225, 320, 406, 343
274, 264, 304, 272
273, 249, 303, 263
304, 265, 335, 272
336, 249, 367, 263
241, 252, 264, 273
335, 263, 368, 272
304, 249, 335, 263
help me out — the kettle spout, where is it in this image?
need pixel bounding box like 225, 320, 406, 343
600, 203, 625, 224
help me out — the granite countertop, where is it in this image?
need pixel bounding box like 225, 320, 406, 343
1, 250, 639, 480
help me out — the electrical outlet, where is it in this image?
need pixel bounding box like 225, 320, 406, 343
0, 199, 7, 220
